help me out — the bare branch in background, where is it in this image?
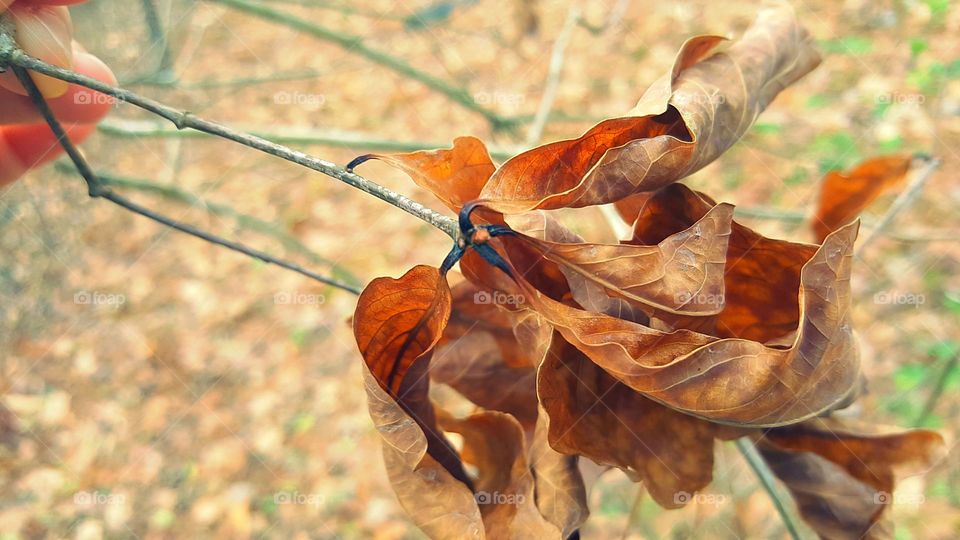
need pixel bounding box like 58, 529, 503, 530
855, 155, 940, 257
206, 0, 520, 130
52, 162, 363, 287
525, 5, 580, 146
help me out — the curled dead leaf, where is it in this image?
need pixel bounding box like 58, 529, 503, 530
494, 221, 861, 427
628, 184, 818, 343
347, 136, 495, 213
509, 203, 733, 318
758, 417, 945, 539
477, 4, 820, 213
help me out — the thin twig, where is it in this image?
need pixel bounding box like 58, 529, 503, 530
52, 162, 362, 286
260, 0, 408, 21
598, 204, 632, 240
734, 206, 807, 222
525, 6, 580, 146
175, 69, 330, 90
139, 0, 177, 84
916, 353, 959, 427
10, 64, 361, 295
578, 0, 630, 35
735, 438, 804, 540
619, 483, 648, 540
0, 33, 461, 241
205, 0, 517, 130
855, 155, 940, 257
96, 118, 522, 161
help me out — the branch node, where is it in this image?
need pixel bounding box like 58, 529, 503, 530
173, 111, 194, 130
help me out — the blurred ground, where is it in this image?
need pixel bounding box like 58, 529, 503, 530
1, 0, 959, 538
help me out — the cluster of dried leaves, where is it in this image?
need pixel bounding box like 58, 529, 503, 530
349, 5, 944, 539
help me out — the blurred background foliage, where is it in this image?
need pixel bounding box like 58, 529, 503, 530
1, 0, 958, 538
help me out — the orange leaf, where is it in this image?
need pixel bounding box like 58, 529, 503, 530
477, 5, 820, 213
629, 184, 818, 343
353, 265, 452, 396
350, 136, 495, 213
812, 155, 913, 242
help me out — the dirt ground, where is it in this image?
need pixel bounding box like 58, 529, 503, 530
2, 0, 959, 538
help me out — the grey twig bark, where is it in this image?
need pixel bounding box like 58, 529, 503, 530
96, 118, 521, 161
0, 31, 461, 241
9, 63, 362, 294
52, 162, 363, 288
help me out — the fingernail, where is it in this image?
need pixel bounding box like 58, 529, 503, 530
12, 5, 74, 98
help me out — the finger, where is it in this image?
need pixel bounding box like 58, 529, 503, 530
0, 121, 95, 186
0, 51, 116, 124
0, 4, 73, 97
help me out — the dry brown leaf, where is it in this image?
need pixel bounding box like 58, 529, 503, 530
812, 155, 913, 243
509, 203, 733, 318
441, 278, 546, 369
537, 333, 724, 508
353, 265, 452, 396
356, 267, 571, 539
759, 417, 945, 539
528, 411, 589, 537
629, 184, 818, 343
503, 221, 860, 427
439, 410, 563, 538
362, 364, 482, 538
432, 329, 539, 428
477, 5, 820, 213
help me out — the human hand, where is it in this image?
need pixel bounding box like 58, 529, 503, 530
0, 0, 116, 186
